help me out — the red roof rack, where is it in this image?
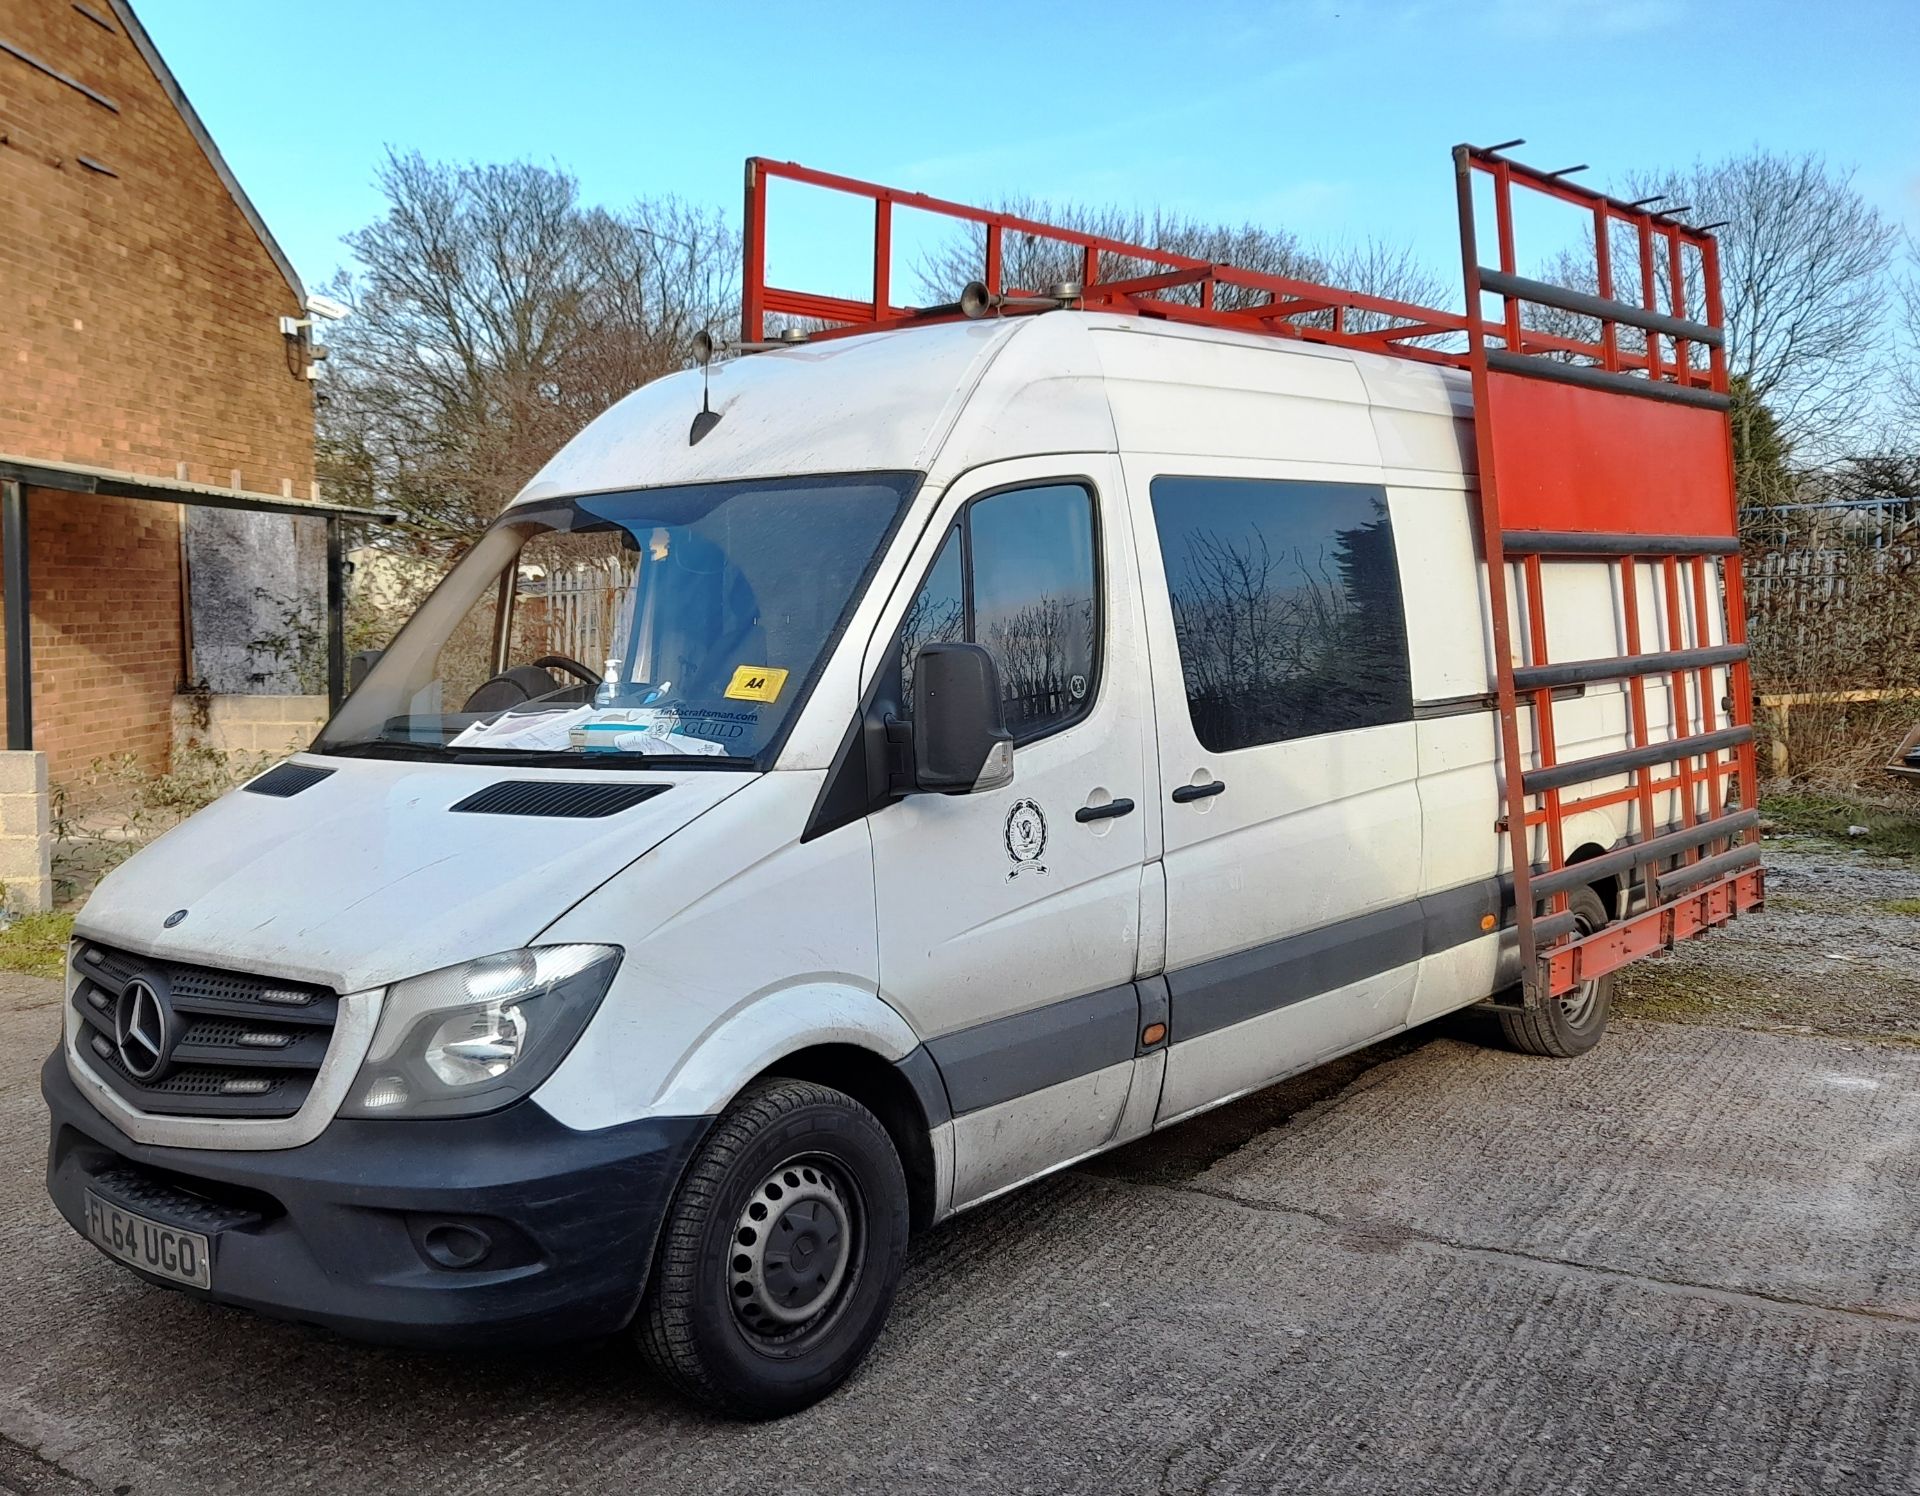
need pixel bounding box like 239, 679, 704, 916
740, 156, 1476, 361
740, 148, 1761, 1004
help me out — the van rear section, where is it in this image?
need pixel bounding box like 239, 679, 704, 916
742, 147, 1763, 1014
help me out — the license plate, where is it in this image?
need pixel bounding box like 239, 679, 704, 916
84, 1192, 212, 1290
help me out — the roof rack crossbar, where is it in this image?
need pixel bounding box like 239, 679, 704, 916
1478, 268, 1723, 350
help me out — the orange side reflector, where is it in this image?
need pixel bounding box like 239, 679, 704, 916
1141, 1022, 1167, 1046
1480, 913, 1497, 931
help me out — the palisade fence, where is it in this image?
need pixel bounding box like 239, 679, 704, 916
1743, 500, 1918, 625
1739, 496, 1920, 782
522, 557, 638, 667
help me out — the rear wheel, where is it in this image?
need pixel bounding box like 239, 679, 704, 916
638, 1078, 910, 1419
1498, 885, 1614, 1058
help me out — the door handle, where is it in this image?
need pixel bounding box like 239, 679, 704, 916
1171, 780, 1226, 803
1075, 797, 1136, 823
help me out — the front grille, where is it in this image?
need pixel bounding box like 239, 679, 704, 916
70, 941, 339, 1120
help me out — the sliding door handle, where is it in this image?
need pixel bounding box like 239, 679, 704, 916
1171, 780, 1226, 803
1076, 797, 1136, 823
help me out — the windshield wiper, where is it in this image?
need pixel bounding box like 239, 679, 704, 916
315, 740, 754, 770
318, 739, 451, 759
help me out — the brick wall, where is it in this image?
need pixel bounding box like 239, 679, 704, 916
23, 487, 184, 782
0, 0, 316, 787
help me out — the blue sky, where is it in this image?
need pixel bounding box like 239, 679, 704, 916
138, 0, 1920, 308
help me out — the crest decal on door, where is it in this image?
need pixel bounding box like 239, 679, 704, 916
1003, 798, 1048, 879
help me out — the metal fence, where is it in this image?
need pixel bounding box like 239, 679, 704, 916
521, 558, 636, 667
1741, 498, 1919, 625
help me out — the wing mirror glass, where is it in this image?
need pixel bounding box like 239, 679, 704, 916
911, 643, 1014, 793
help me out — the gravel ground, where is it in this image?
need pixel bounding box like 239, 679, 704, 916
3, 836, 1919, 1494
1618, 836, 1920, 1042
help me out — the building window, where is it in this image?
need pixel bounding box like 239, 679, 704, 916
1149, 476, 1411, 752
900, 482, 1099, 743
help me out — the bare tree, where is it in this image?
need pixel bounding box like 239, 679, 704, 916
1896, 234, 1920, 441
915, 199, 1325, 313
1318, 237, 1452, 335
1618, 152, 1896, 457
319, 152, 738, 553
912, 194, 1449, 349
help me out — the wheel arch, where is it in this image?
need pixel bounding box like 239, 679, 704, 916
640, 983, 951, 1232
1566, 840, 1622, 920
755, 1043, 948, 1233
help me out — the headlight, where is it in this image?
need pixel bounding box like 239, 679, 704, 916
340, 945, 621, 1119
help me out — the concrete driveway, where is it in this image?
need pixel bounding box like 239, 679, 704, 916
4, 973, 1918, 1495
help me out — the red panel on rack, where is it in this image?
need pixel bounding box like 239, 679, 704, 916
1481, 371, 1736, 537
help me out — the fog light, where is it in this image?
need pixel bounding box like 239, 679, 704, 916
358, 1075, 409, 1110
420, 1222, 493, 1270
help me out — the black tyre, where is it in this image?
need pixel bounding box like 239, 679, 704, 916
638, 1078, 910, 1418
1498, 884, 1615, 1058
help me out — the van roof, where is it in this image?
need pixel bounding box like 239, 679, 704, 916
513, 311, 1470, 507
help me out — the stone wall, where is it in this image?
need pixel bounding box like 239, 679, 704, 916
172, 694, 327, 762
0, 753, 53, 914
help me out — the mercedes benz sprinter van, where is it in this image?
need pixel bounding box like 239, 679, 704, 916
43, 303, 1733, 1416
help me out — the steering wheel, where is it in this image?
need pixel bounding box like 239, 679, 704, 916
531, 654, 602, 687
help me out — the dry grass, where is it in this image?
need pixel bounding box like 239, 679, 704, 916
1745, 503, 1920, 788
0, 911, 74, 979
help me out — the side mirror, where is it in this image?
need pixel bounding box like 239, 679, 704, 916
911, 643, 1014, 793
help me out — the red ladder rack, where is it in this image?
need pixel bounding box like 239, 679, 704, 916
1452, 145, 1763, 1003
737, 148, 1765, 1003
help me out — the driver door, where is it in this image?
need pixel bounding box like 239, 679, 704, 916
865, 456, 1157, 1207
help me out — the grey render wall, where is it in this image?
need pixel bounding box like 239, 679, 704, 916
186, 510, 328, 694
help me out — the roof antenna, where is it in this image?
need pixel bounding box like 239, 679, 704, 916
689, 330, 721, 445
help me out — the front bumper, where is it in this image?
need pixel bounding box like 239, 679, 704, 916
43, 1050, 710, 1348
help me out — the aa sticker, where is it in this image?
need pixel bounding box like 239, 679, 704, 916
725, 666, 789, 703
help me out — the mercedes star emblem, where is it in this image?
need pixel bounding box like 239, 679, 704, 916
113, 978, 171, 1081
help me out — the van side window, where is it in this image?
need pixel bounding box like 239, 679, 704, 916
1148, 476, 1411, 751
899, 483, 1099, 743
899, 526, 965, 709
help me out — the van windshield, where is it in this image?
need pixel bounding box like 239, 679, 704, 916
317, 473, 917, 767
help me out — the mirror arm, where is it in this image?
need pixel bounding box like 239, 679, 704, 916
882, 714, 915, 796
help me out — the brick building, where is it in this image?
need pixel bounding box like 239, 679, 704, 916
0, 0, 388, 907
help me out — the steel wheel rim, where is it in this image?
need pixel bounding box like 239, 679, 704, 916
728, 1153, 861, 1348
1560, 912, 1602, 1028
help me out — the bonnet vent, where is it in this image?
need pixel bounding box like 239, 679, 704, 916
449, 781, 668, 819
243, 763, 336, 798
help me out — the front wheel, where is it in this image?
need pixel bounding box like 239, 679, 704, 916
638, 1078, 910, 1418
1498, 884, 1615, 1058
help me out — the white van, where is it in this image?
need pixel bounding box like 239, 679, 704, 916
43, 299, 1741, 1415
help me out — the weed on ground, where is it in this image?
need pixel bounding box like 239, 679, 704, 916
0, 911, 74, 980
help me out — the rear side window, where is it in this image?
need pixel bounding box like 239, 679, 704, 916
1148, 476, 1411, 751
900, 482, 1099, 743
